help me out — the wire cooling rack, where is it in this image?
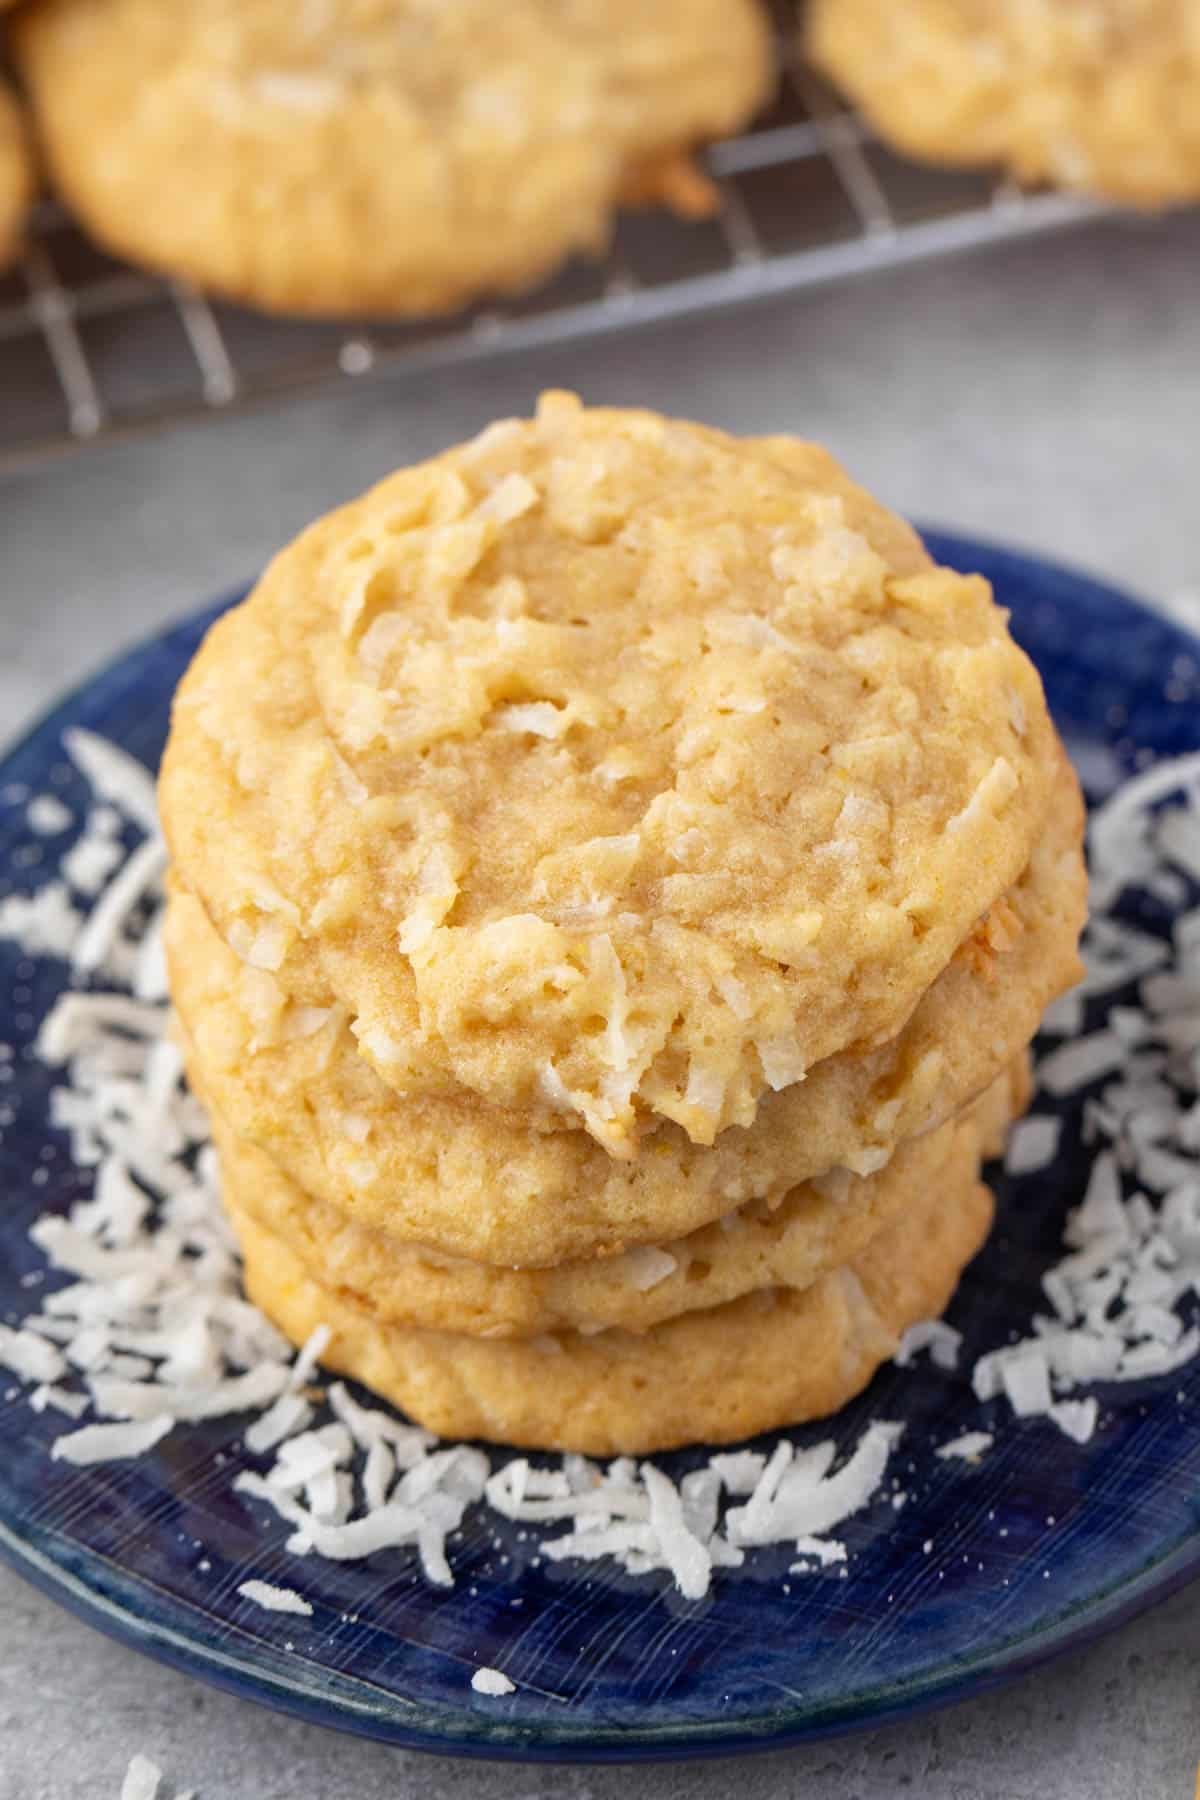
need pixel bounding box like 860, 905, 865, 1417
0, 34, 1101, 475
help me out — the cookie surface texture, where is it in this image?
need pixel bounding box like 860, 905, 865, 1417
808, 0, 1200, 208
14, 0, 771, 314
164, 737, 1082, 1270
161, 395, 1060, 1158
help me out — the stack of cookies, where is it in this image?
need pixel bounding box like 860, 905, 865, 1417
160, 394, 1087, 1456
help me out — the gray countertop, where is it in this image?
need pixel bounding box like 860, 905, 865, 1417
1, 211, 1198, 1800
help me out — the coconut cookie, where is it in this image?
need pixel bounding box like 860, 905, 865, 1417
13, 0, 771, 317
213, 1063, 1021, 1339
165, 768, 1082, 1267
0, 79, 33, 274
161, 396, 1059, 1154
807, 0, 1200, 209
231, 1165, 995, 1456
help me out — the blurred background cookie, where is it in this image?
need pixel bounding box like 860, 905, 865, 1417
13, 0, 772, 316
0, 76, 33, 273
807, 0, 1200, 208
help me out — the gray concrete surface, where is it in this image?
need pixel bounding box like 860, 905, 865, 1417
1, 210, 1198, 1799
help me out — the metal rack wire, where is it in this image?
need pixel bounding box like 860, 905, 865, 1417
0, 34, 1101, 475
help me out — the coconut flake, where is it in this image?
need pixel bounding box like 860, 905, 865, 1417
64, 729, 159, 834
623, 1247, 678, 1293
1000, 1346, 1054, 1418
1048, 1397, 1099, 1444
1041, 988, 1085, 1037
471, 1666, 516, 1696
707, 1451, 766, 1496
0, 1324, 67, 1384
27, 794, 73, 835
495, 701, 566, 739
244, 1391, 314, 1455
893, 1320, 961, 1372
946, 757, 1017, 832
51, 1415, 173, 1465
935, 1432, 993, 1462
1158, 808, 1200, 884
1005, 1115, 1062, 1176
789, 1535, 847, 1570
30, 1383, 88, 1418
0, 883, 84, 958
63, 831, 125, 897
641, 1463, 712, 1601
363, 1438, 395, 1512
119, 1755, 162, 1800
756, 1036, 808, 1092
289, 1324, 332, 1390
1038, 1032, 1127, 1096
268, 1424, 353, 1490
727, 1423, 901, 1547
237, 1579, 314, 1617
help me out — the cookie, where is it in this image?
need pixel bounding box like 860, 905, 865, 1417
13, 0, 771, 317
161, 396, 1059, 1154
213, 1061, 1021, 1338
230, 1162, 995, 1455
165, 765, 1082, 1267
0, 79, 33, 274
807, 0, 1200, 209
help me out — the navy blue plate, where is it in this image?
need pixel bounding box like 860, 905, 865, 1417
1, 531, 1199, 1763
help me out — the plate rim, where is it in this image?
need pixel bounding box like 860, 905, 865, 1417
1, 528, 1199, 1763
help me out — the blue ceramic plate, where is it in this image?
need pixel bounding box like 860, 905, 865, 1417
1, 532, 1199, 1764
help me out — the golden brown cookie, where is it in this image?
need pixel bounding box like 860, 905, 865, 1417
161, 397, 1059, 1154
165, 765, 1082, 1268
14, 0, 771, 316
0, 78, 34, 273
807, 0, 1200, 208
212, 1062, 1022, 1338
230, 1162, 995, 1455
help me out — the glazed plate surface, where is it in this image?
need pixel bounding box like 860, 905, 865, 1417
0, 531, 1198, 1761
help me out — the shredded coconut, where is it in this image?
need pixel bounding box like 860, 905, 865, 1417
1037, 1031, 1126, 1097
63, 729, 159, 834
494, 701, 566, 739
623, 1246, 678, 1293
237, 1579, 314, 1617
893, 1320, 961, 1372
0, 882, 84, 958
119, 1755, 162, 1800
471, 1666, 516, 1696
1005, 1114, 1062, 1176
966, 762, 1200, 1438
27, 794, 73, 835
935, 1432, 993, 1463
789, 1535, 847, 1570
726, 1424, 902, 1546
52, 1416, 174, 1465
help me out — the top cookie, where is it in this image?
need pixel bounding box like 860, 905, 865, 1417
14, 0, 771, 316
161, 394, 1058, 1153
808, 0, 1200, 209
